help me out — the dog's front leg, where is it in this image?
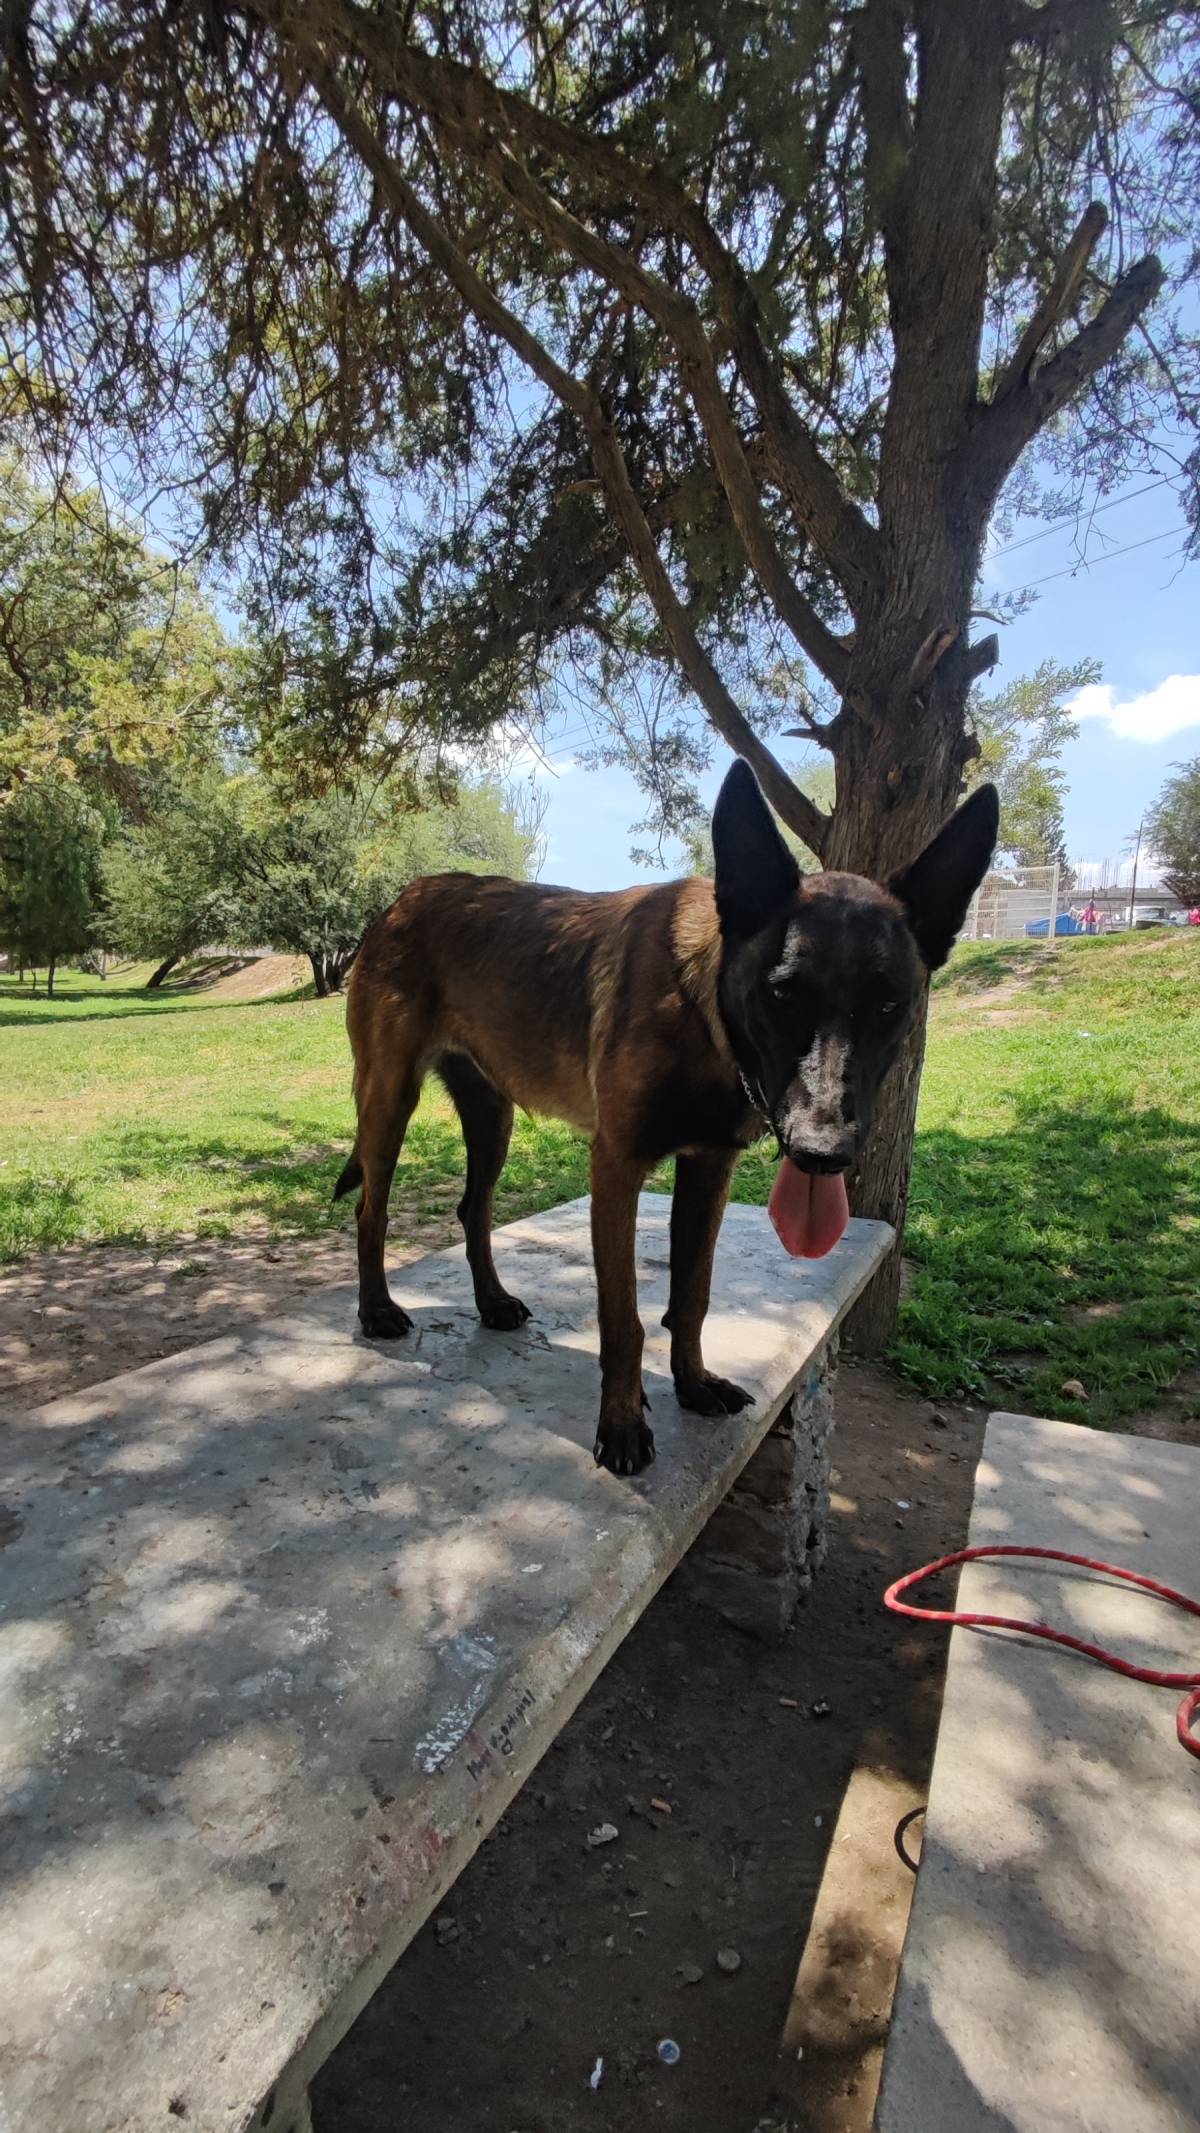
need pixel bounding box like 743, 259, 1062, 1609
589, 1139, 654, 1475
667, 1149, 754, 1417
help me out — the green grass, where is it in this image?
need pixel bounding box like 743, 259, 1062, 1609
0, 963, 592, 1258
1, 932, 1197, 1427
892, 930, 1200, 1425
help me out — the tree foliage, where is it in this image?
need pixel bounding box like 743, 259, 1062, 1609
102, 761, 543, 995
1146, 754, 1200, 905
0, 452, 231, 800
0, 779, 107, 990
225, 776, 543, 994
969, 657, 1097, 871
2, 3, 1194, 849
103, 771, 243, 984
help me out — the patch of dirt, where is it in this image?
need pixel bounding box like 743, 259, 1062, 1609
187, 952, 310, 1001
1123, 1368, 1200, 1446
0, 1210, 456, 1409
979, 1005, 1046, 1026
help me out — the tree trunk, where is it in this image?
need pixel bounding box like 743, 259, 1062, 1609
147, 954, 181, 989
47, 956, 56, 998
824, 622, 981, 1352
309, 949, 351, 995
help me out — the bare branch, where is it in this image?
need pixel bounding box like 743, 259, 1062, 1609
968, 249, 1165, 488
962, 632, 1001, 685
993, 201, 1108, 400
1028, 255, 1166, 425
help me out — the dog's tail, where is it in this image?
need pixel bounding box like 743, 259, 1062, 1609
333, 1151, 363, 1203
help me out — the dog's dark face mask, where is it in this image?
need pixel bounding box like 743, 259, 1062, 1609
712, 762, 999, 1257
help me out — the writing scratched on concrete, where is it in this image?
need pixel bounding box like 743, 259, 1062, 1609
465, 1686, 537, 1781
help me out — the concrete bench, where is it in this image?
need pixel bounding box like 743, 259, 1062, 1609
877, 1412, 1200, 2133
0, 1195, 889, 2133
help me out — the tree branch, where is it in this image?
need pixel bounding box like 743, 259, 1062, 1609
962, 632, 1001, 685
284, 27, 830, 858
993, 201, 1108, 399
312, 0, 878, 608
453, 130, 851, 688
1026, 255, 1165, 425
968, 250, 1165, 490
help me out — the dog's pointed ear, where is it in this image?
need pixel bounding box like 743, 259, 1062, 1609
890, 784, 999, 971
712, 760, 801, 938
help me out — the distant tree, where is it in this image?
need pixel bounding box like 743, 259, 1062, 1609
968, 658, 1097, 875
103, 772, 241, 986
229, 777, 540, 996
0, 449, 230, 800
1146, 756, 1200, 906
0, 780, 107, 994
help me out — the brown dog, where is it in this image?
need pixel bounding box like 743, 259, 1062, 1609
336, 762, 998, 1473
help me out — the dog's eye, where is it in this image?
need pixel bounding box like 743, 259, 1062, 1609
878, 999, 899, 1017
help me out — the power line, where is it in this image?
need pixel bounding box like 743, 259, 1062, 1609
1006, 522, 1190, 596
534, 501, 1191, 763
987, 477, 1171, 562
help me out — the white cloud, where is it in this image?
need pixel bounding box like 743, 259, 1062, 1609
1070, 674, 1200, 743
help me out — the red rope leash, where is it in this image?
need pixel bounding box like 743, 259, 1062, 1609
884, 1544, 1200, 1762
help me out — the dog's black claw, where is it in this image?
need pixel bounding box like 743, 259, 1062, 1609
359, 1302, 412, 1340
661, 1306, 673, 1331
674, 1372, 755, 1417
593, 1416, 656, 1475
479, 1294, 532, 1331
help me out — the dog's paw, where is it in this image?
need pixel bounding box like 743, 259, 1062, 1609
674, 1371, 755, 1417
358, 1301, 413, 1340
479, 1293, 532, 1331
594, 1405, 656, 1477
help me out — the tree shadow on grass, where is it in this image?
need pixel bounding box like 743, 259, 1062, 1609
897, 1100, 1200, 1423
0, 979, 313, 1029
0, 1109, 597, 1261
933, 940, 1057, 994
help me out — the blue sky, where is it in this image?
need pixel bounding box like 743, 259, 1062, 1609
528, 476, 1199, 890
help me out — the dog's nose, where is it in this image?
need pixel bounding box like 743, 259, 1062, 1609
784, 1134, 856, 1175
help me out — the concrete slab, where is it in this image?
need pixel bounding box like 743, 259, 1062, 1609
876, 1413, 1200, 2133
0, 1196, 890, 2133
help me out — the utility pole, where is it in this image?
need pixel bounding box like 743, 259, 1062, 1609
1127, 817, 1145, 929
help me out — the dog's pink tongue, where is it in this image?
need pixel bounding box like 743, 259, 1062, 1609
768, 1161, 850, 1259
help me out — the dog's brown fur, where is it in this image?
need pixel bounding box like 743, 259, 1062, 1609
337, 766, 999, 1474
339, 870, 756, 1472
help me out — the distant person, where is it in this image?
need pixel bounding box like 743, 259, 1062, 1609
1081, 899, 1099, 935
1189, 907, 1200, 928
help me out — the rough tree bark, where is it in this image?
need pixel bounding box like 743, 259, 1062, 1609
146, 955, 181, 989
